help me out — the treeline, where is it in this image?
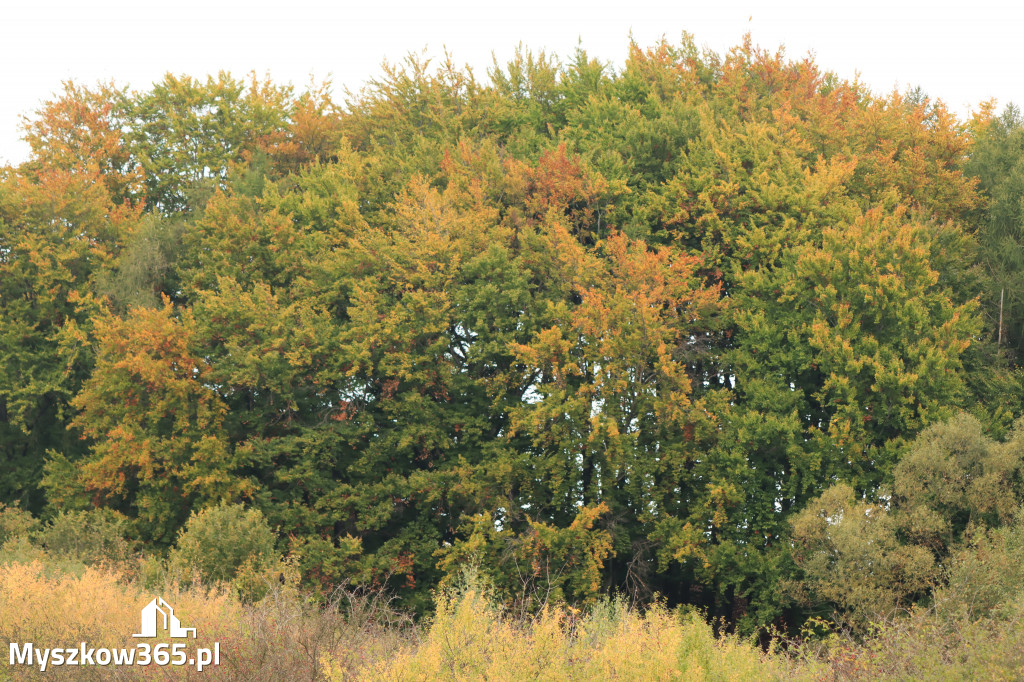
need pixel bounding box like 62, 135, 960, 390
3, 34, 1024, 634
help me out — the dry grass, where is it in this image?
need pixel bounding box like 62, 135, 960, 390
0, 560, 413, 681
8, 551, 1021, 681
0, 557, 808, 681
334, 586, 812, 681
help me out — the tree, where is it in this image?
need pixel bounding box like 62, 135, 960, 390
20, 35, 1016, 631
120, 72, 294, 214
45, 300, 255, 543
0, 161, 139, 511
965, 104, 1024, 359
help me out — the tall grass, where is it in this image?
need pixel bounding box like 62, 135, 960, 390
331, 585, 811, 681
7, 551, 1022, 680
0, 560, 412, 681
0, 556, 806, 681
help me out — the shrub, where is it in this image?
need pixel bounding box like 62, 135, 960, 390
789, 483, 937, 629
438, 504, 615, 613
892, 412, 1024, 551
168, 503, 281, 599
938, 510, 1024, 621
33, 508, 135, 566
801, 595, 1024, 681
789, 413, 1024, 630
0, 535, 47, 568
0, 504, 38, 546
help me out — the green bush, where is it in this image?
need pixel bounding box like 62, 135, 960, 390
892, 413, 1024, 551
790, 413, 1024, 630
788, 483, 937, 629
33, 509, 134, 566
169, 503, 281, 591
938, 510, 1024, 621
0, 504, 38, 546
0, 535, 47, 568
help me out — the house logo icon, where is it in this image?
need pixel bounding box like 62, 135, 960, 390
132, 597, 197, 639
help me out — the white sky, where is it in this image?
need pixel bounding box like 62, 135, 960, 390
2, 0, 1022, 165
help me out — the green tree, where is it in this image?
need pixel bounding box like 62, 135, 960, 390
0, 162, 137, 511
120, 72, 294, 214
965, 104, 1024, 359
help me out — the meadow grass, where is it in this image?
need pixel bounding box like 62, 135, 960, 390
0, 557, 809, 681
339, 586, 812, 681
0, 559, 410, 681
5, 553, 1021, 681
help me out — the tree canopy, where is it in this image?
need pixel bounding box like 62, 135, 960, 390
3, 34, 1023, 633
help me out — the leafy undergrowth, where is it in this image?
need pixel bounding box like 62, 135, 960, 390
796, 593, 1024, 681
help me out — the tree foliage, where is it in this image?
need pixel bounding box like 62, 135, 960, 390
4, 34, 1022, 633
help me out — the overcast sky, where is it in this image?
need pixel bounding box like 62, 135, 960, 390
2, 1, 1022, 165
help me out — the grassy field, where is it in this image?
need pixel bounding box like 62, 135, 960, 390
5, 554, 1024, 680
0, 557, 815, 681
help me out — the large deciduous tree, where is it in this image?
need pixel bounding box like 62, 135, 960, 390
15, 35, 1018, 631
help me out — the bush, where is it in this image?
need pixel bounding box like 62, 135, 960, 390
0, 504, 38, 546
789, 413, 1024, 630
938, 509, 1024, 621
793, 504, 1024, 680
801, 595, 1024, 681
892, 412, 1024, 551
438, 504, 615, 613
33, 509, 135, 566
788, 484, 937, 629
168, 503, 282, 599
0, 535, 47, 568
